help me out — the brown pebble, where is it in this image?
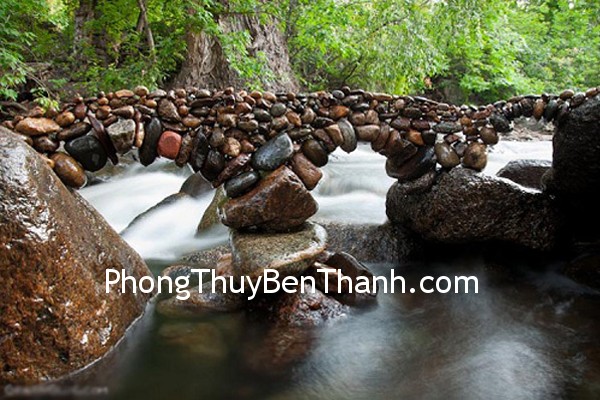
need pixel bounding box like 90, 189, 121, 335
222, 137, 241, 158
325, 124, 345, 146
290, 153, 323, 190
559, 89, 575, 100
330, 105, 350, 120
406, 129, 424, 146
480, 125, 499, 145
371, 124, 390, 152
33, 136, 59, 153
56, 112, 76, 127
533, 99, 545, 120
462, 142, 487, 171
51, 152, 86, 188
355, 125, 380, 142
115, 89, 135, 98
157, 131, 182, 159
175, 134, 195, 167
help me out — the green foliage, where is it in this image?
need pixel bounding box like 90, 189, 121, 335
285, 0, 600, 102
0, 0, 598, 103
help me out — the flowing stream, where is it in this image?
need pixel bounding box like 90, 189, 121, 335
68, 139, 600, 399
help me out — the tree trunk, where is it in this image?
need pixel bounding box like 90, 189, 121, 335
73, 0, 96, 57
173, 8, 297, 91
136, 0, 156, 57
73, 0, 111, 65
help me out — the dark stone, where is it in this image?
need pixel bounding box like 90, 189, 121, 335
301, 139, 328, 167
189, 131, 209, 172
251, 133, 294, 171
57, 122, 91, 141
433, 121, 462, 134
225, 171, 261, 198
65, 135, 108, 172
544, 95, 600, 240
0, 129, 152, 385
490, 113, 511, 132
386, 146, 436, 182
270, 102, 287, 117
544, 99, 559, 121
337, 118, 357, 152
497, 159, 551, 190
140, 118, 162, 166
386, 167, 560, 251
253, 108, 272, 122
201, 150, 226, 182
179, 171, 212, 198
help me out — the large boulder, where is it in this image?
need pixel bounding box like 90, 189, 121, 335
544, 96, 600, 240
496, 159, 551, 190
0, 128, 153, 385
386, 167, 560, 251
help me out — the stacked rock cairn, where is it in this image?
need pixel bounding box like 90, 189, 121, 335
3, 85, 600, 306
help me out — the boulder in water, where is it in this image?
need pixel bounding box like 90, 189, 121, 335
386, 167, 560, 251
0, 128, 152, 385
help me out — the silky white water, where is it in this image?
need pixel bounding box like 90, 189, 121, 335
80, 141, 552, 261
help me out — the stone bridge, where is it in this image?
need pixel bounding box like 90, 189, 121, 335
2, 85, 599, 233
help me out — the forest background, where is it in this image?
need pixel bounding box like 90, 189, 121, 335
1, 0, 598, 108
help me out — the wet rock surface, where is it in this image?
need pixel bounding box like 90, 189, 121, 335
0, 130, 152, 385
219, 166, 318, 232
544, 95, 600, 240
497, 159, 551, 190
230, 222, 327, 280
386, 167, 561, 251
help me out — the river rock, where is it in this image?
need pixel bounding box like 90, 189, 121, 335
201, 150, 226, 182
57, 122, 91, 141
140, 118, 162, 166
225, 171, 261, 198
230, 221, 327, 281
251, 133, 293, 171
462, 142, 487, 171
0, 129, 152, 385
338, 118, 357, 152
189, 131, 209, 172
544, 95, 600, 240
219, 166, 318, 232
15, 117, 60, 136
33, 136, 59, 153
64, 134, 108, 172
386, 167, 560, 250
179, 171, 212, 198
496, 159, 551, 190
290, 152, 322, 190
434, 142, 460, 169
157, 280, 245, 318
386, 146, 436, 182
197, 187, 226, 234
106, 118, 135, 154
158, 98, 180, 121
50, 152, 87, 188
157, 130, 182, 160
56, 111, 75, 127
301, 139, 328, 167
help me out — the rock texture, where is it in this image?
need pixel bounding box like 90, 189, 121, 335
497, 159, 551, 190
230, 222, 327, 280
386, 167, 560, 251
0, 129, 153, 385
219, 166, 318, 232
544, 95, 600, 240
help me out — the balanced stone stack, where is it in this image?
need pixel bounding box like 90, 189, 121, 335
2, 85, 600, 232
